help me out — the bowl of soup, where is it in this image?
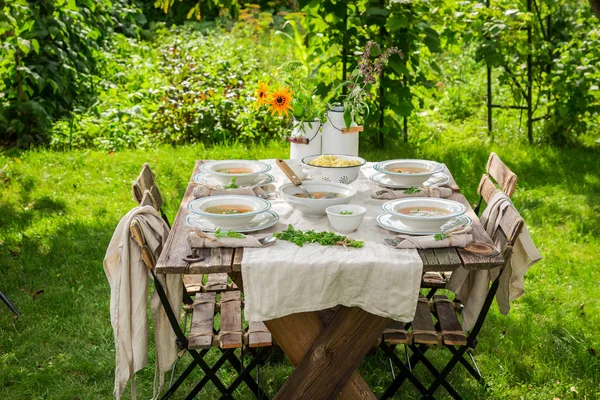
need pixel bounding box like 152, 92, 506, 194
201, 160, 271, 186
188, 195, 271, 229
279, 182, 357, 216
302, 154, 366, 185
382, 198, 467, 231
373, 159, 444, 186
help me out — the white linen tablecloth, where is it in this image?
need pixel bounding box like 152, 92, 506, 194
242, 161, 423, 323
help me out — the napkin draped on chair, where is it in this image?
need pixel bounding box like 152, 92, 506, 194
447, 191, 542, 331
103, 206, 182, 400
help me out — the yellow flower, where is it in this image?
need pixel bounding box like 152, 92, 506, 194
254, 81, 270, 108
267, 86, 294, 117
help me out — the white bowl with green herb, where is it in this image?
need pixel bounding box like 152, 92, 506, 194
326, 205, 367, 233
279, 181, 356, 216
188, 195, 271, 229
200, 160, 271, 186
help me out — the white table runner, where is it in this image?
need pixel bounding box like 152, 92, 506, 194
242, 161, 423, 322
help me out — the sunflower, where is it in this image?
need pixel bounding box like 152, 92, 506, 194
267, 86, 294, 117
254, 81, 270, 108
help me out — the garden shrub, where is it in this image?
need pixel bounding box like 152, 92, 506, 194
0, 0, 145, 147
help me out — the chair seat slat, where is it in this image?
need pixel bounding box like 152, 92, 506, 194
247, 321, 272, 347
188, 292, 216, 349
433, 295, 467, 346
219, 291, 243, 349
383, 320, 411, 345
411, 296, 439, 345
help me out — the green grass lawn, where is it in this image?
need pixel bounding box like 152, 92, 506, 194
1, 130, 599, 399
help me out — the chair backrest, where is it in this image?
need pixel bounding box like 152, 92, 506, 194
132, 163, 170, 227
474, 153, 518, 215
485, 152, 518, 197
132, 163, 165, 211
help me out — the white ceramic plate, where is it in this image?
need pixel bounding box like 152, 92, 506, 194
376, 213, 473, 236
369, 172, 450, 189
193, 172, 275, 187
185, 210, 279, 233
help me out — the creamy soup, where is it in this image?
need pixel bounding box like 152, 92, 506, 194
204, 205, 254, 214
388, 167, 429, 174
216, 167, 254, 174
292, 192, 344, 199
397, 206, 451, 217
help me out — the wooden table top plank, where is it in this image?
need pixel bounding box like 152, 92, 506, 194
156, 160, 503, 275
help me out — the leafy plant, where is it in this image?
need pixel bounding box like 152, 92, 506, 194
0, 0, 145, 147
333, 41, 402, 130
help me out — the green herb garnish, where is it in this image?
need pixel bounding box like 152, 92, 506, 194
339, 210, 354, 215
273, 224, 364, 248
403, 186, 421, 194
223, 177, 239, 189
434, 233, 449, 241
213, 227, 245, 239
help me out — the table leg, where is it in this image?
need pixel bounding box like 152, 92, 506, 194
264, 307, 389, 400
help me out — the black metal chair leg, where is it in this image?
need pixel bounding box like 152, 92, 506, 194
0, 290, 20, 317
447, 345, 484, 382
408, 344, 463, 400
379, 343, 429, 399
225, 348, 269, 398
184, 349, 234, 400
161, 349, 210, 400
426, 346, 469, 398
221, 347, 268, 399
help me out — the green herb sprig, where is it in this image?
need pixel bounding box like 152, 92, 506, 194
434, 233, 449, 241
223, 177, 239, 189
339, 210, 354, 215
403, 186, 422, 194
213, 227, 245, 239
273, 224, 364, 248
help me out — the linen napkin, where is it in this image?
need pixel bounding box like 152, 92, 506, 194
372, 184, 453, 200
187, 228, 263, 248
387, 226, 473, 249
193, 184, 275, 198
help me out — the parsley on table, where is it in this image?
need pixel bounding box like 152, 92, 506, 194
339, 210, 354, 215
213, 227, 245, 239
403, 186, 422, 194
273, 224, 364, 248
223, 177, 239, 189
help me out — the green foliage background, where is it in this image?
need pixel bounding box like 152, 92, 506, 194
1, 0, 600, 148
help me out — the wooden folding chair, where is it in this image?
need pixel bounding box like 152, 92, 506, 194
129, 217, 273, 400
424, 152, 518, 296
474, 152, 518, 215
379, 203, 525, 399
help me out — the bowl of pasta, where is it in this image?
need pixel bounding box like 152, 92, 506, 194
301, 154, 366, 185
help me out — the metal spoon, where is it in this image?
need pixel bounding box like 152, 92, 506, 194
258, 237, 277, 247
276, 159, 314, 199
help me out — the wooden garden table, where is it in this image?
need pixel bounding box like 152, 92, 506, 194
156, 160, 504, 400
